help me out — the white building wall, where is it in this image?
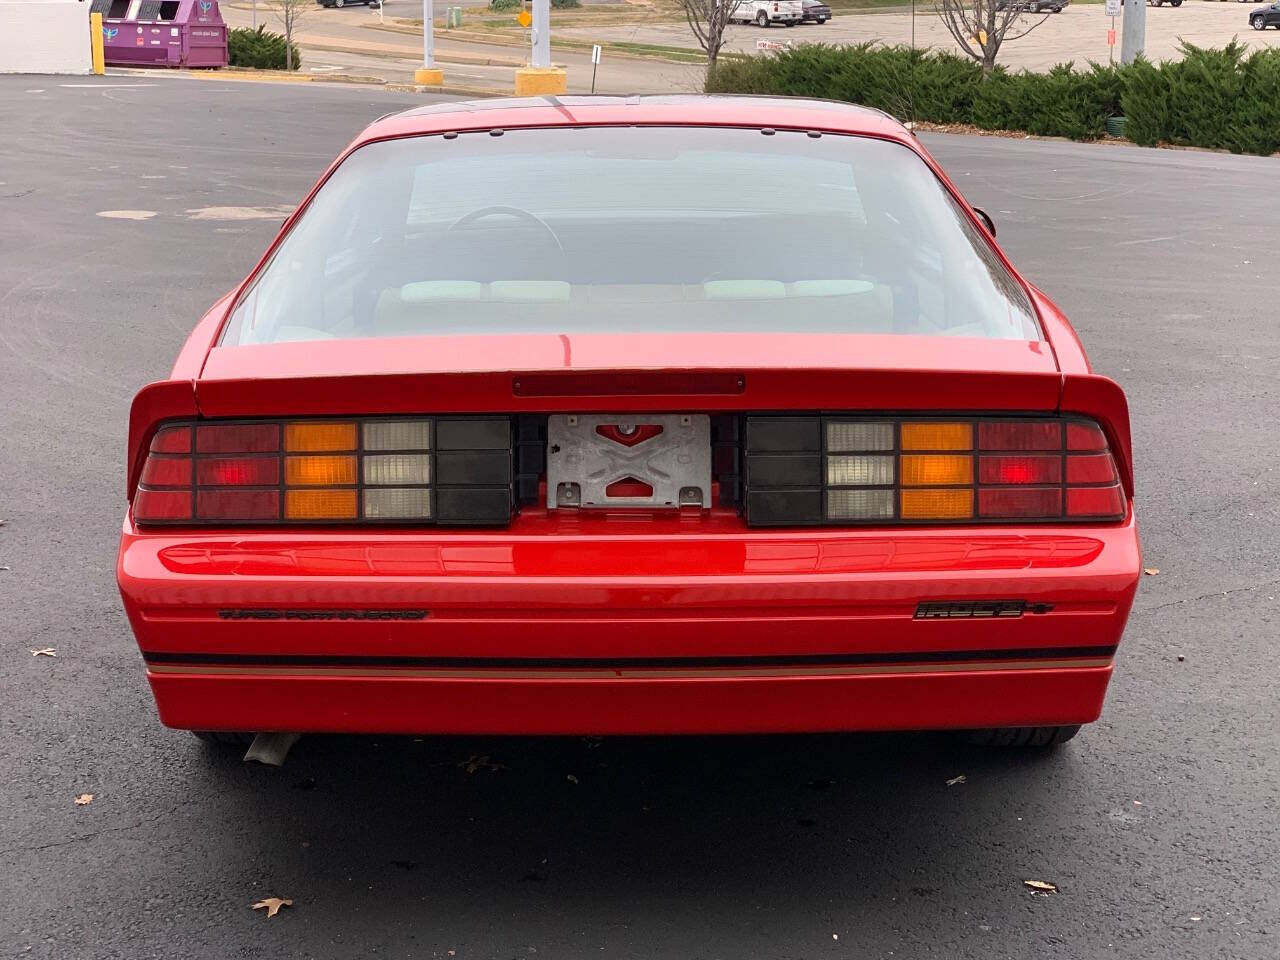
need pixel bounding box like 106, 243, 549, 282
0, 0, 91, 74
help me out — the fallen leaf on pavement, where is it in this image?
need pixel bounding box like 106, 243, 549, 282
459, 755, 507, 774
945, 775, 966, 787
1023, 880, 1058, 895
30, 648, 57, 657
74, 794, 93, 806
251, 897, 293, 918
1144, 568, 1160, 576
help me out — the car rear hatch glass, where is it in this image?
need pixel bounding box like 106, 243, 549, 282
219, 126, 1039, 346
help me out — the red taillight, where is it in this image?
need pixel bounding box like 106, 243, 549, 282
748, 415, 1127, 525
133, 488, 192, 521
132, 417, 512, 526
978, 421, 1062, 451
196, 422, 280, 453
978, 455, 1061, 485
1066, 453, 1117, 485
977, 487, 1062, 519
1067, 484, 1124, 518
196, 489, 281, 521
1067, 421, 1106, 451
150, 426, 191, 454
196, 456, 280, 486
140, 456, 192, 487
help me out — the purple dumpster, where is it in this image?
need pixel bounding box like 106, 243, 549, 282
91, 0, 228, 68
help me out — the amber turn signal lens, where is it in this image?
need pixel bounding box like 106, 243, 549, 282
900, 488, 974, 520
285, 421, 358, 452
285, 489, 358, 520
901, 422, 972, 451
900, 454, 973, 486
285, 455, 357, 486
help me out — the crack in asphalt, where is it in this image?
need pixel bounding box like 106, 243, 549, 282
1133, 577, 1280, 616
0, 806, 181, 858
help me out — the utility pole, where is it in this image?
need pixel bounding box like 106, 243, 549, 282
514, 0, 565, 95
1120, 0, 1145, 65
531, 0, 550, 68
415, 0, 444, 84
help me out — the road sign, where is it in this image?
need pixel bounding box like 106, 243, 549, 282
517, 9, 532, 27
591, 44, 601, 65
1107, 27, 1116, 45
1104, 0, 1120, 16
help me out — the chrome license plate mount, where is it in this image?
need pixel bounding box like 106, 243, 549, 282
547, 414, 712, 510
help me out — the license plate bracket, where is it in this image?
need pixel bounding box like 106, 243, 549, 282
547, 414, 711, 510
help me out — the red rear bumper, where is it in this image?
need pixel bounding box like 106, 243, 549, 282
117, 513, 1140, 735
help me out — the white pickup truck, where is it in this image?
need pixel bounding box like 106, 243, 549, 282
730, 0, 804, 27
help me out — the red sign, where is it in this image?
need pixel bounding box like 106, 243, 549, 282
1107, 28, 1116, 46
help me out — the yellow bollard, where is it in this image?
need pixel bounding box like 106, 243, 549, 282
89, 12, 106, 75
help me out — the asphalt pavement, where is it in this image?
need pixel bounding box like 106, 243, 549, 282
1, 76, 1277, 960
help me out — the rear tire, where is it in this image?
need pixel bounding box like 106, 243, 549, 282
757, 10, 769, 26
958, 725, 1081, 748
192, 731, 254, 746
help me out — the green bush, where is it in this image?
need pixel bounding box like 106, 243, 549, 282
551, 0, 581, 7
973, 62, 1123, 140
707, 44, 982, 124
1123, 42, 1280, 155
706, 42, 1280, 156
227, 25, 300, 72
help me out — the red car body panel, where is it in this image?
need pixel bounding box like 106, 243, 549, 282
117, 96, 1141, 737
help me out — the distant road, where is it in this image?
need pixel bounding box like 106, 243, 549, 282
222, 1, 706, 92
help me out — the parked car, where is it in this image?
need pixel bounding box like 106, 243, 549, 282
316, 0, 380, 8
731, 0, 804, 26
801, 0, 831, 23
995, 0, 1069, 11
118, 95, 1140, 749
1250, 0, 1280, 26
1147, 0, 1184, 7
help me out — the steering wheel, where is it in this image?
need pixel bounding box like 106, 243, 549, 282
448, 205, 565, 257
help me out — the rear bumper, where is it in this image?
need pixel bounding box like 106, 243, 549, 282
118, 514, 1141, 734
146, 666, 1114, 735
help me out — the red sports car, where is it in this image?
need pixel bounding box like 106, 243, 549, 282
117, 96, 1140, 748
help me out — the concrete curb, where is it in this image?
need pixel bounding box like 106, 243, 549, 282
385, 81, 507, 97
191, 68, 387, 85
300, 39, 525, 68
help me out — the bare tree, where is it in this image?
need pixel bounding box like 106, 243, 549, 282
678, 0, 744, 72
272, 0, 311, 71
934, 0, 1049, 75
